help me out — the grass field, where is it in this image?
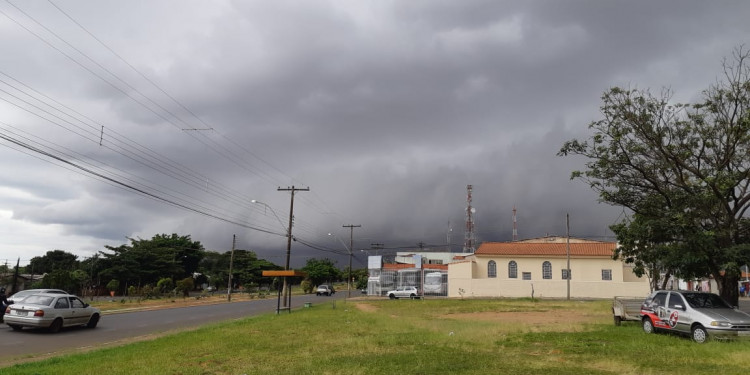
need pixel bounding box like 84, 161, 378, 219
4, 298, 750, 374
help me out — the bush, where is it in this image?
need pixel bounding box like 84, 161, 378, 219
107, 279, 120, 295
301, 279, 314, 294
157, 278, 174, 295
176, 277, 194, 297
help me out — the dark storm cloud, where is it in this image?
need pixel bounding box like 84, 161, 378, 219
1, 0, 749, 266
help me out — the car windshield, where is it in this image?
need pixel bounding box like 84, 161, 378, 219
682, 293, 732, 309
22, 295, 55, 306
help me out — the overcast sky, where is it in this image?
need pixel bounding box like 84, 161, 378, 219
1, 1, 749, 269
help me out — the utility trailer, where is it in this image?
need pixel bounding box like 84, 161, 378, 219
612, 296, 645, 326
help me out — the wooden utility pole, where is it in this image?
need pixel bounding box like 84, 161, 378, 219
278, 186, 309, 308
227, 234, 236, 301
343, 224, 361, 298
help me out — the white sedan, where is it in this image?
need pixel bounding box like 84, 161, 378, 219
4, 293, 101, 333
386, 286, 421, 299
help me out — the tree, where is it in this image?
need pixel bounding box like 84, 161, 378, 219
106, 279, 120, 295
28, 250, 79, 274
301, 258, 340, 286
98, 234, 205, 291
176, 277, 194, 297
559, 47, 750, 305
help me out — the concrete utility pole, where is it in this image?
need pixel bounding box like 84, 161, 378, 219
566, 214, 571, 301
343, 224, 361, 298
227, 234, 236, 301
278, 186, 309, 308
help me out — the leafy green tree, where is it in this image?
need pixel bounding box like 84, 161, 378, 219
157, 277, 174, 294
106, 279, 120, 294
28, 250, 79, 274
559, 47, 750, 305
353, 268, 369, 290
301, 279, 314, 294
39, 269, 73, 292
176, 277, 194, 297
301, 258, 340, 286
99, 234, 205, 291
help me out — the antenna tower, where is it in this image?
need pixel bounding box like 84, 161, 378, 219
513, 205, 518, 241
463, 184, 476, 252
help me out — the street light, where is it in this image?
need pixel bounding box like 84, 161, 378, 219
252, 199, 294, 309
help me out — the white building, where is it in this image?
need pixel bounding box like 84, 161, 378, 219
447, 237, 651, 299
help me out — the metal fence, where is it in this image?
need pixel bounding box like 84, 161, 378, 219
366, 268, 447, 297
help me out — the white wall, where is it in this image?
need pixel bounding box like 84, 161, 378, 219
447, 255, 651, 299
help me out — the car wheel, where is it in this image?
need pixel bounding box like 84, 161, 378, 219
642, 317, 655, 334
8, 324, 22, 331
87, 314, 100, 329
614, 316, 622, 326
49, 318, 63, 333
410, 294, 416, 299
691, 325, 708, 343
389, 294, 396, 300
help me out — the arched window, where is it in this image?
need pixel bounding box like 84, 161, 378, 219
488, 261, 497, 278
542, 261, 552, 279
508, 261, 518, 279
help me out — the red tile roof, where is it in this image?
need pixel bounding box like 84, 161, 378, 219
476, 242, 616, 257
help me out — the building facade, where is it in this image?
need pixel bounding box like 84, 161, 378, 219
447, 237, 651, 299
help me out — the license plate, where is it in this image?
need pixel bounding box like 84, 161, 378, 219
737, 331, 750, 336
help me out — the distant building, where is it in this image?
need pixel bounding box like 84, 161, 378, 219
447, 237, 651, 299
366, 252, 456, 297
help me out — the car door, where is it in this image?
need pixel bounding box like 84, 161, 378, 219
68, 297, 90, 325
647, 291, 672, 330
53, 296, 74, 325
666, 292, 692, 334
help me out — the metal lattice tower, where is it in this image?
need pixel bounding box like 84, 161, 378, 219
513, 205, 518, 241
463, 184, 475, 253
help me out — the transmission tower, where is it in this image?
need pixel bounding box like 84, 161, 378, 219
513, 205, 518, 241
463, 184, 476, 253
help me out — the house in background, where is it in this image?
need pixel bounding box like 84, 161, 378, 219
447, 237, 651, 299
0, 273, 45, 294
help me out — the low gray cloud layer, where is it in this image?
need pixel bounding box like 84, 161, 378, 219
1, 1, 749, 268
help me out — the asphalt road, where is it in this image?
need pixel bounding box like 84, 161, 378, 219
0, 293, 347, 362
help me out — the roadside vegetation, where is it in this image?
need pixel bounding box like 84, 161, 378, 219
4, 298, 750, 374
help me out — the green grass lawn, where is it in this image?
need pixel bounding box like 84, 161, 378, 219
4, 298, 750, 374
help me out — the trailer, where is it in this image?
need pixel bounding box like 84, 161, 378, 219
612, 296, 644, 326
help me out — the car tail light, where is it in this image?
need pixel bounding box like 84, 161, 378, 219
33, 310, 45, 317
4, 307, 8, 314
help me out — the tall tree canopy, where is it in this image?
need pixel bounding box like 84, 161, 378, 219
559, 47, 750, 305
99, 233, 205, 292
301, 258, 340, 286
28, 250, 79, 274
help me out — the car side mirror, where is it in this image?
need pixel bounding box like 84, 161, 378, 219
84, 303, 90, 308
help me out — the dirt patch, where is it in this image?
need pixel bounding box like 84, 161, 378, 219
442, 310, 592, 325
354, 303, 379, 313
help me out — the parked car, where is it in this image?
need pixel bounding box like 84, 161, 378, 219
4, 293, 100, 333
386, 286, 420, 299
316, 285, 335, 296
640, 290, 750, 343
7, 289, 67, 304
